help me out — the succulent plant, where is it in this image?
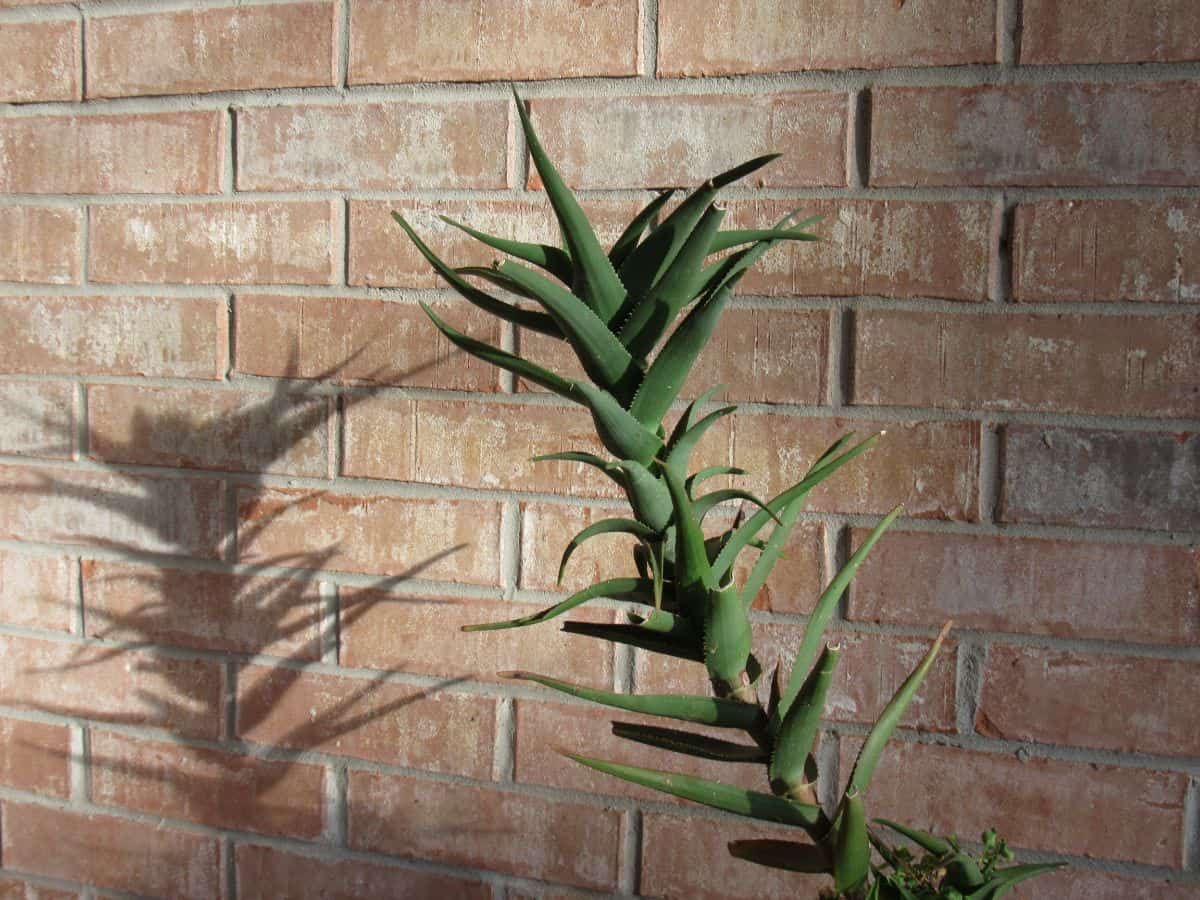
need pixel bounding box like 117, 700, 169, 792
394, 89, 1062, 899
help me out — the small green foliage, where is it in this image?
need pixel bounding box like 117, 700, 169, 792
396, 88, 1060, 899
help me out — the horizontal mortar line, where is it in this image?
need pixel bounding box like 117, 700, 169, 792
0, 867, 83, 897
4, 57, 1200, 116
0, 0, 317, 24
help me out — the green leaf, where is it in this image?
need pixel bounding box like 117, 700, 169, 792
454, 265, 540, 303
739, 494, 803, 612
727, 839, 831, 873
498, 260, 643, 404
873, 819, 951, 856
706, 216, 823, 254
557, 517, 657, 584
627, 280, 734, 426
562, 620, 703, 662
692, 488, 782, 527
847, 620, 952, 796
778, 505, 903, 717
609, 190, 677, 270
663, 464, 716, 618
664, 404, 737, 475
615, 458, 673, 533
575, 381, 664, 465
704, 579, 752, 689
833, 792, 870, 895
508, 672, 763, 729
438, 214, 573, 283
393, 214, 562, 337
686, 465, 746, 495
461, 578, 653, 632
965, 863, 1067, 900
696, 208, 808, 298
770, 644, 840, 791
564, 752, 825, 834
513, 89, 626, 323
613, 721, 768, 763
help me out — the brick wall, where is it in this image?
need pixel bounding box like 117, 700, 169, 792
0, 1, 1197, 898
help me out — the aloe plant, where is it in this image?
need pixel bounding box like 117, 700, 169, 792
395, 89, 1061, 899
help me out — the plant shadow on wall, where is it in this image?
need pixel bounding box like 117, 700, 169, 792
392, 89, 1065, 899
1, 351, 475, 836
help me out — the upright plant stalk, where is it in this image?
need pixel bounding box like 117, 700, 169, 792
395, 89, 1061, 899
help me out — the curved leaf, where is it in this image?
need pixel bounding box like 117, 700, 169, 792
704, 580, 752, 690
557, 517, 657, 584
438, 214, 573, 283
664, 404, 737, 475
686, 465, 746, 495
833, 792, 870, 895
562, 621, 703, 662
706, 216, 823, 254
609, 189, 677, 269
873, 819, 950, 856
663, 464, 715, 618
966, 863, 1067, 900
739, 494, 803, 612
615, 458, 673, 533
461, 577, 653, 632
455, 264, 539, 302
728, 839, 831, 873
770, 644, 840, 789
692, 488, 782, 527
575, 381, 663, 465
613, 721, 767, 763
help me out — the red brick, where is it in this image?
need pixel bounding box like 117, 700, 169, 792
851, 310, 1200, 418
513, 699, 769, 804
871, 83, 1200, 187
0, 549, 72, 632
0, 716, 70, 797
0, 111, 223, 194
89, 201, 337, 284
658, 0, 994, 75
348, 772, 624, 890
237, 488, 501, 584
89, 730, 325, 838
237, 101, 507, 190
527, 93, 847, 188
0, 466, 225, 558
0, 20, 79, 102
237, 663, 495, 777
233, 294, 502, 391
0, 206, 81, 284
849, 531, 1200, 646
0, 295, 226, 379
349, 197, 641, 288
732, 414, 979, 520
0, 634, 222, 738
87, 2, 336, 98
348, 0, 637, 83
0, 801, 220, 899
731, 519, 824, 614
641, 811, 831, 900
236, 844, 491, 900
1010, 868, 1200, 900
977, 646, 1200, 757
88, 384, 331, 477
0, 0, 67, 5
1021, 0, 1200, 64
636, 623, 957, 733
0, 381, 72, 459
343, 397, 615, 495
1000, 426, 1200, 531
842, 740, 1187, 866
1013, 200, 1200, 303
340, 590, 616, 686
82, 560, 323, 659
0, 876, 78, 900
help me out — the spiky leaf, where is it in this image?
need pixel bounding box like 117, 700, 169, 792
462, 578, 653, 632
438, 214, 573, 283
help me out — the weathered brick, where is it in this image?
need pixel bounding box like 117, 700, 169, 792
0, 634, 222, 738
1021, 0, 1200, 64
0, 295, 226, 379
0, 112, 223, 194
1000, 426, 1200, 531
731, 519, 824, 614
89, 730, 325, 838
1011, 868, 1200, 900
87, 2, 336, 98
88, 384, 331, 477
658, 0, 994, 75
0, 802, 220, 900
843, 740, 1187, 866
871, 83, 1200, 186
349, 197, 641, 288
236, 844, 491, 900
527, 93, 847, 188
0, 549, 72, 632
237, 101, 508, 190
89, 201, 337, 284
976, 646, 1200, 757
343, 397, 615, 495
851, 310, 1200, 418
237, 663, 495, 777
82, 560, 323, 659
0, 206, 81, 284
641, 811, 831, 900
849, 531, 1200, 646
1013, 200, 1200, 303
237, 488, 501, 584
732, 414, 979, 520
0, 381, 72, 459
512, 700, 769, 804
234, 294, 502, 391
348, 772, 624, 890
340, 590, 615, 686
0, 716, 70, 797
0, 876, 79, 900
0, 466, 225, 558
0, 20, 79, 103
348, 0, 637, 83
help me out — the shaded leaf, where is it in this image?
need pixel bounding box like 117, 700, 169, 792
462, 578, 653, 632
